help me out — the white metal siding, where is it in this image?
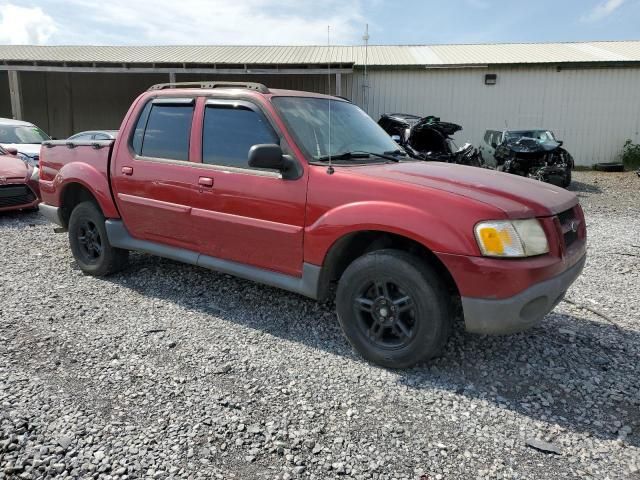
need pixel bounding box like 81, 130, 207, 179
350, 66, 640, 166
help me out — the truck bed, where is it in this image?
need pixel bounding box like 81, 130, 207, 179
38, 139, 119, 221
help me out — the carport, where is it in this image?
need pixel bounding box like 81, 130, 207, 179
2, 42, 640, 165
0, 45, 354, 138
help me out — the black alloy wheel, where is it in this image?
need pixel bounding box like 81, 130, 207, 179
336, 249, 452, 368
68, 201, 129, 276
76, 219, 103, 263
354, 279, 418, 349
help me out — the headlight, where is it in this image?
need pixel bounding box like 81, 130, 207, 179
475, 219, 549, 257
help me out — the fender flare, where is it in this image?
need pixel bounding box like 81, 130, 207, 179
55, 162, 120, 219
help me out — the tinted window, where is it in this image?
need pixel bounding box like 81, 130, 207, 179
202, 106, 277, 168
94, 133, 111, 140
141, 104, 194, 161
132, 101, 152, 155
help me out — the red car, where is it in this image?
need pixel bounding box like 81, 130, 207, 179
37, 82, 586, 368
0, 145, 40, 212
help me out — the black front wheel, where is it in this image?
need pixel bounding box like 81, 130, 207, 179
336, 249, 452, 368
68, 201, 128, 276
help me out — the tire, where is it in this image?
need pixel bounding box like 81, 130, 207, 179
336, 249, 452, 369
561, 169, 572, 188
68, 201, 128, 276
593, 162, 624, 172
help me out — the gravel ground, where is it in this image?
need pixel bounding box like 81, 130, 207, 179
1, 170, 639, 480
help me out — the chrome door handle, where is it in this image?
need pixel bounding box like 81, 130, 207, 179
121, 166, 133, 175
198, 177, 214, 187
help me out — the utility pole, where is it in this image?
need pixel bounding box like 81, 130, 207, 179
362, 24, 370, 114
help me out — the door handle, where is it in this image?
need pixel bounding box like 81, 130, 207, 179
121, 166, 133, 176
198, 177, 214, 187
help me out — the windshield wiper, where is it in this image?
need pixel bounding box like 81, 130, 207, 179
316, 150, 401, 163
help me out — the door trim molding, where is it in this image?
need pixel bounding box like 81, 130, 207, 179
105, 220, 319, 299
190, 207, 302, 234
117, 193, 192, 213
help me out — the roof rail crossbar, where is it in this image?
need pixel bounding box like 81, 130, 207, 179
147, 81, 270, 94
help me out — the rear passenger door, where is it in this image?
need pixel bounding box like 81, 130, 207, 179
111, 97, 202, 250
189, 98, 307, 277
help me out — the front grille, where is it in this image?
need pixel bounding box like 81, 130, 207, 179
0, 184, 36, 208
557, 207, 579, 248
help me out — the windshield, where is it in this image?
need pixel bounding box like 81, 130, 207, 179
0, 125, 50, 144
505, 130, 556, 142
272, 97, 401, 161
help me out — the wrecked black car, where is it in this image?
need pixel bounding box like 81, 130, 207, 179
378, 113, 481, 166
480, 129, 574, 187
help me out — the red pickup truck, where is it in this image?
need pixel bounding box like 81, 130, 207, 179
38, 82, 586, 368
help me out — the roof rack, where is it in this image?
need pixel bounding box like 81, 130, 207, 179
147, 81, 270, 94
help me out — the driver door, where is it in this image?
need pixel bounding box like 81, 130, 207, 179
189, 99, 307, 276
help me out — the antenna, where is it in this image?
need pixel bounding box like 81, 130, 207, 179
363, 24, 370, 114
327, 25, 334, 175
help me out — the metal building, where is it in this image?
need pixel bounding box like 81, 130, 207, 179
2, 41, 640, 165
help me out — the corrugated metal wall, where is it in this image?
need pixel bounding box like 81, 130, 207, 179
350, 66, 640, 166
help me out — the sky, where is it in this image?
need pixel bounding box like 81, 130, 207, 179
0, 0, 638, 46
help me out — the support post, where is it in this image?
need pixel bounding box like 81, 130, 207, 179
169, 72, 176, 84
8, 70, 23, 120
335, 72, 342, 97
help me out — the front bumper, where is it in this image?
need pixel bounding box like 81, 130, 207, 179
462, 254, 586, 335
0, 183, 40, 213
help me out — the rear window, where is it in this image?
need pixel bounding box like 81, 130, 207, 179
131, 101, 194, 161
132, 101, 152, 155
141, 104, 193, 161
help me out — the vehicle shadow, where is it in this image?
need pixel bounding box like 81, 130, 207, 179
103, 253, 639, 448
568, 180, 602, 194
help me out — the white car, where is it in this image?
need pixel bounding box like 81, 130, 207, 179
0, 118, 51, 166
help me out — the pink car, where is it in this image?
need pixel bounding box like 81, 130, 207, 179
0, 145, 40, 212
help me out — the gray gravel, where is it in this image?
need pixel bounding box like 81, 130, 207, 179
1, 170, 639, 479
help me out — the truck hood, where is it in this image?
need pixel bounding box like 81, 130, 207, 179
0, 154, 29, 178
349, 161, 577, 218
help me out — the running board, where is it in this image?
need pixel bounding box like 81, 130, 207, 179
105, 220, 320, 299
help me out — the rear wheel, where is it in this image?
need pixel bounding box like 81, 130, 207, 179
336, 249, 452, 368
68, 201, 128, 276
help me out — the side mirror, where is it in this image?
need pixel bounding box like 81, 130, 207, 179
5, 147, 18, 155
248, 144, 302, 180
557, 140, 563, 146
249, 144, 285, 170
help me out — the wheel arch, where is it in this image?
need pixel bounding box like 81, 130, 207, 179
59, 182, 104, 228
316, 229, 461, 306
